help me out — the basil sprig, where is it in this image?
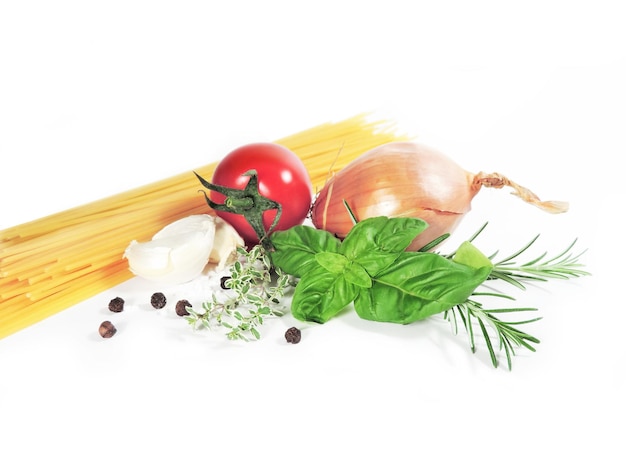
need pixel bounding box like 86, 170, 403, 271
270, 216, 493, 324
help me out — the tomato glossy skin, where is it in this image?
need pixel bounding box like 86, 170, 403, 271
210, 142, 313, 245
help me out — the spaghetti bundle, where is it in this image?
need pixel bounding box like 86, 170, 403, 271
0, 114, 408, 339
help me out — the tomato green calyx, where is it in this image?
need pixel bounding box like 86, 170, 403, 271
194, 170, 282, 250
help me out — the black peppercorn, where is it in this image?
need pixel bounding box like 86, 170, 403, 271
99, 321, 117, 338
285, 327, 301, 344
175, 299, 191, 316
108, 296, 125, 313
150, 292, 167, 309
220, 276, 231, 290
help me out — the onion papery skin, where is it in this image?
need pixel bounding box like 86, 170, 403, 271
311, 142, 480, 251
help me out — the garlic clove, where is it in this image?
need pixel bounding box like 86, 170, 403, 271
124, 214, 216, 285
209, 216, 245, 269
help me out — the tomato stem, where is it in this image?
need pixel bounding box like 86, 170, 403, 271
194, 170, 282, 250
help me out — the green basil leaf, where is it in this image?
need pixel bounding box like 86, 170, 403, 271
270, 225, 340, 277
315, 251, 349, 274
340, 216, 428, 276
290, 271, 359, 323
344, 261, 372, 288
354, 252, 492, 324
315, 252, 372, 288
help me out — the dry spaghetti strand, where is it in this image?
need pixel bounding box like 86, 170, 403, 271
0, 114, 408, 339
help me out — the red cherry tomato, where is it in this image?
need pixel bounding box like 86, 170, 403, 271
210, 142, 313, 245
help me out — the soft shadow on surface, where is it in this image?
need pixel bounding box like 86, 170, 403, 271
335, 304, 523, 371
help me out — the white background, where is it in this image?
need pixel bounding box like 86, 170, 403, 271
1, 1, 624, 453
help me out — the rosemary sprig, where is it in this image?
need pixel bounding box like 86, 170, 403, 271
444, 294, 541, 370
185, 245, 293, 341
487, 235, 590, 290
444, 224, 590, 369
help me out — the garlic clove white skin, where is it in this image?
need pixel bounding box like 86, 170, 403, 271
209, 216, 245, 270
124, 214, 216, 285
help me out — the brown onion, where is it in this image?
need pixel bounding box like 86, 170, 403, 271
311, 142, 568, 251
